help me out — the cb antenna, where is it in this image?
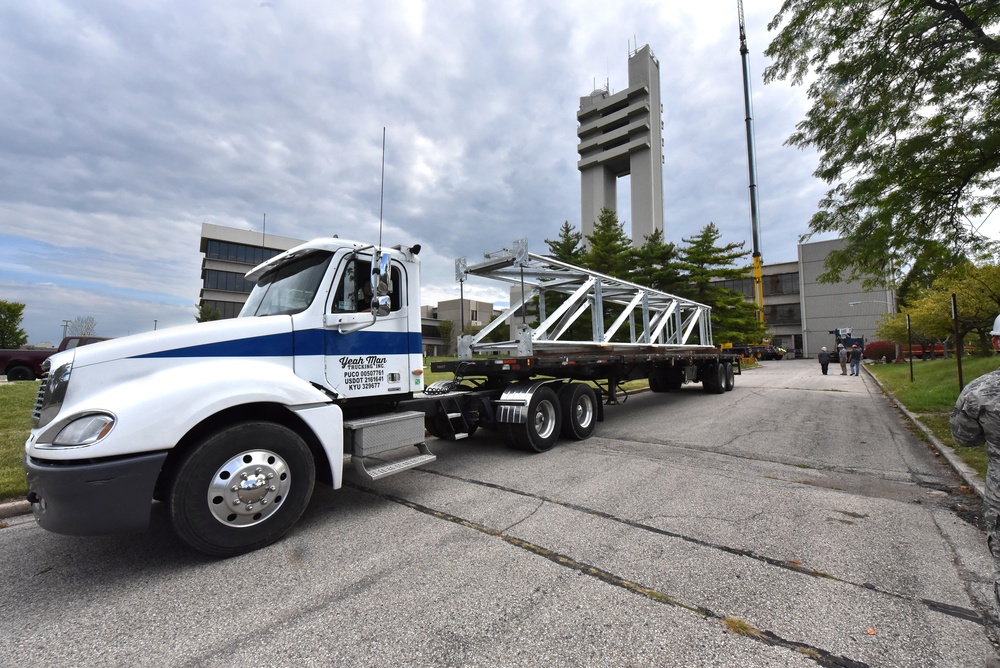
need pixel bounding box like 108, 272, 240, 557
378, 127, 386, 249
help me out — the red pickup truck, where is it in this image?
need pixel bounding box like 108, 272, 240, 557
1, 336, 109, 381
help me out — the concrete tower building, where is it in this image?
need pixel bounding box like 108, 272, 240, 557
577, 44, 664, 245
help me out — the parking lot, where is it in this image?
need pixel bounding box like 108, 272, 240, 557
1, 359, 995, 667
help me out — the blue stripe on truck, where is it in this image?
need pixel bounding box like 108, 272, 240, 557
132, 330, 422, 359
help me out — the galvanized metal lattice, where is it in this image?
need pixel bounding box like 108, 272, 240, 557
455, 239, 713, 359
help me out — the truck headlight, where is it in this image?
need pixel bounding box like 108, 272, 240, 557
52, 414, 116, 447
33, 362, 73, 429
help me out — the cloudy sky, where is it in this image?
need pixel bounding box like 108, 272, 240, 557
0, 0, 832, 345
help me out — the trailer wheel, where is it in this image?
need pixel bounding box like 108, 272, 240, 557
702, 363, 725, 395
724, 362, 735, 392
6, 365, 35, 382
558, 383, 597, 440
509, 386, 562, 452
168, 421, 315, 557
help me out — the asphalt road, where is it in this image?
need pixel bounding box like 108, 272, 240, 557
1, 359, 996, 667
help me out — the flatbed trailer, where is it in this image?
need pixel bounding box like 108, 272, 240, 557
405, 240, 742, 450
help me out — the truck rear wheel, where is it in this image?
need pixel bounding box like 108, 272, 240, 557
558, 383, 597, 440
168, 421, 315, 557
724, 362, 735, 392
508, 386, 562, 452
6, 365, 35, 381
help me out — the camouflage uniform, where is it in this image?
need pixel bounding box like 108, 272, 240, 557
951, 369, 1000, 611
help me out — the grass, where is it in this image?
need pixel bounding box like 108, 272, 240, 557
0, 381, 36, 502
867, 356, 1000, 479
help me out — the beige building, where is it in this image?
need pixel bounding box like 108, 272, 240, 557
199, 223, 305, 319
719, 238, 894, 358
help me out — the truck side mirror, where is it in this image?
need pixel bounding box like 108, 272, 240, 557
372, 251, 391, 297
373, 295, 391, 317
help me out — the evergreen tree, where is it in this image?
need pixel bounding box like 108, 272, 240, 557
629, 229, 685, 296
196, 303, 223, 322
582, 207, 631, 278
545, 221, 584, 264
679, 223, 765, 344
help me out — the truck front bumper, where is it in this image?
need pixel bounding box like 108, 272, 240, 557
25, 451, 168, 536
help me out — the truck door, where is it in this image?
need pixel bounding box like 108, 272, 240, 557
323, 253, 410, 398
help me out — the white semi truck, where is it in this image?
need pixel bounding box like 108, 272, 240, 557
24, 236, 740, 556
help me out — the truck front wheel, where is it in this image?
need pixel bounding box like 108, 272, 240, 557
168, 421, 316, 557
6, 365, 35, 381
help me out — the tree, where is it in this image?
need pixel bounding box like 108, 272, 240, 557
764, 1, 1000, 288
436, 320, 455, 355
196, 303, 223, 322
679, 223, 766, 344
0, 300, 28, 349
628, 229, 686, 296
582, 208, 632, 278
545, 221, 584, 264
879, 262, 1000, 354
67, 316, 97, 336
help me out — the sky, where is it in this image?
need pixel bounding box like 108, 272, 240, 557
0, 0, 834, 345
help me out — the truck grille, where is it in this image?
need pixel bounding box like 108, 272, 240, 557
30, 361, 50, 428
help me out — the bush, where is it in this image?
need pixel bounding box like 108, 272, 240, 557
864, 340, 896, 361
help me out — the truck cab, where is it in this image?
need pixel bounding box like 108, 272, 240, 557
25, 238, 428, 557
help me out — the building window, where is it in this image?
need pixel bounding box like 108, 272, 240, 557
206, 240, 282, 266
204, 269, 257, 294
764, 303, 801, 326
764, 272, 799, 296
201, 299, 243, 319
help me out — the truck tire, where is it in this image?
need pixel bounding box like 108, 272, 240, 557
649, 368, 683, 392
724, 362, 735, 392
168, 421, 315, 557
508, 386, 562, 452
702, 363, 725, 395
6, 365, 35, 382
558, 383, 597, 440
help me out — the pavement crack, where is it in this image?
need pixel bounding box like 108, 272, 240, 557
347, 480, 868, 668
394, 468, 984, 628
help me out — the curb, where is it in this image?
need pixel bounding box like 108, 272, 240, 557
863, 365, 986, 499
0, 499, 30, 520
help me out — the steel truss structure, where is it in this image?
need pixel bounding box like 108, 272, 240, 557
454, 239, 714, 359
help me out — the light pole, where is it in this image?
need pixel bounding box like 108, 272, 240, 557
61, 319, 71, 339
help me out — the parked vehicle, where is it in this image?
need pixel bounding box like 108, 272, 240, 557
24, 237, 741, 556
1, 336, 108, 381
728, 343, 784, 360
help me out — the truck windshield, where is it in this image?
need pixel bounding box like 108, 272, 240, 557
240, 251, 333, 317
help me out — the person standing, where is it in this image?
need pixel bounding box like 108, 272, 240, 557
838, 344, 848, 375
951, 370, 1000, 668
848, 344, 862, 376
818, 347, 831, 375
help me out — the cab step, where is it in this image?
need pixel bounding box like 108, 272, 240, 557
344, 411, 437, 481
353, 443, 436, 481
